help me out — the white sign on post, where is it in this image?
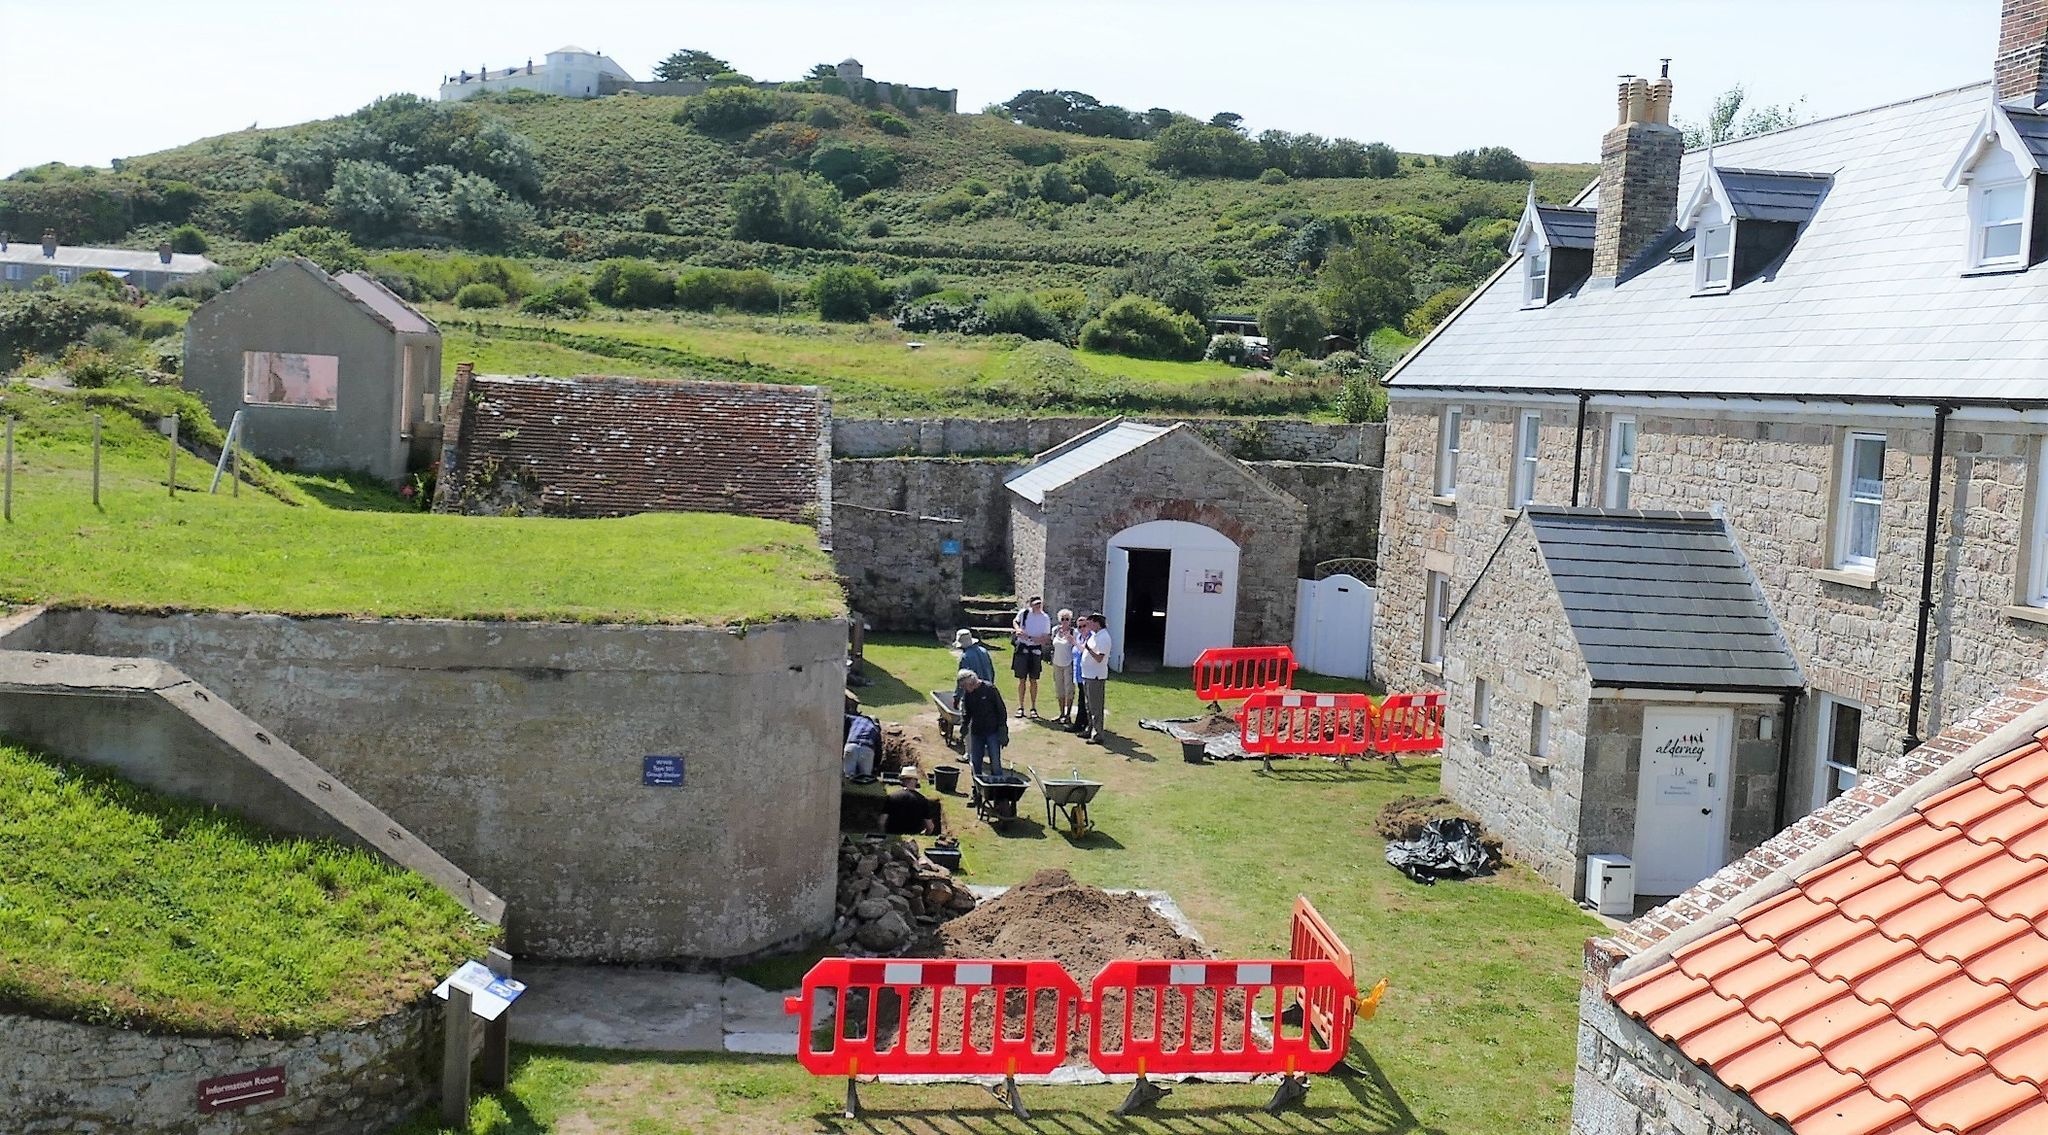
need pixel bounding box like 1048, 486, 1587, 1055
433, 960, 527, 1022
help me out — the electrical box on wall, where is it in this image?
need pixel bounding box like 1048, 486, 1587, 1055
1586, 853, 1636, 917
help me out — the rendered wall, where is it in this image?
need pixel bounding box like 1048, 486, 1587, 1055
23, 610, 846, 962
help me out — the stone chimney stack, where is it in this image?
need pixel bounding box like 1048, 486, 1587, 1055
1592, 62, 1683, 281
157, 242, 173, 264
1999, 0, 2048, 107
40, 231, 57, 258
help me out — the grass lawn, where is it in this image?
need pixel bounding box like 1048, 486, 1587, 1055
409, 635, 1601, 1134
0, 386, 842, 625
0, 740, 495, 1035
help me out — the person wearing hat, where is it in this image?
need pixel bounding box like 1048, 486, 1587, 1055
953, 628, 995, 687
883, 767, 937, 835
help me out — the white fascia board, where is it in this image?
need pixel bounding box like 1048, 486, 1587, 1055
1591, 687, 1788, 705
1944, 101, 2044, 190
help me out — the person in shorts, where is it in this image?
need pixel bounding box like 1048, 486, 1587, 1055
1049, 608, 1077, 724
1010, 595, 1052, 719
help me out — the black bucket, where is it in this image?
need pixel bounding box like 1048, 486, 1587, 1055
925, 844, 962, 872
1181, 739, 1208, 764
932, 765, 961, 794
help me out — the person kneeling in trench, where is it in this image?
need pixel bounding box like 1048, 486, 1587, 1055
883, 768, 937, 835
957, 669, 1009, 795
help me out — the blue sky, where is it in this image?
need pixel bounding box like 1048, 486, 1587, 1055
0, 0, 1999, 176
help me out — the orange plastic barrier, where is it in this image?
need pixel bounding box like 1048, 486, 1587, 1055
1192, 646, 1297, 703
1368, 691, 1446, 758
784, 957, 1079, 1118
1236, 690, 1377, 768
1288, 896, 1356, 1047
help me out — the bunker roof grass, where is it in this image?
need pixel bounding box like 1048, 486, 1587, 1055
0, 387, 842, 625
0, 739, 496, 1035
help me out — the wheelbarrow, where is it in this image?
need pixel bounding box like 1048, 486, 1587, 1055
971, 770, 1029, 828
928, 689, 966, 752
1030, 765, 1104, 837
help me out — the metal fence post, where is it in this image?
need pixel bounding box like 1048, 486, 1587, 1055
167, 413, 178, 498
91, 414, 101, 507
440, 986, 474, 1126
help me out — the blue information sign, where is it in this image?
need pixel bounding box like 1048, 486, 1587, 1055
940, 539, 962, 556
643, 755, 685, 787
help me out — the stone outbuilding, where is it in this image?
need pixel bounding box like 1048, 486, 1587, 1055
1006, 420, 1306, 669
1442, 508, 1803, 900
183, 258, 442, 484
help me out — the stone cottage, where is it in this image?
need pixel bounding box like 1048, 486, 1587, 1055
1378, 1, 2048, 901
1, 232, 217, 293
1006, 420, 1306, 669
1442, 508, 1802, 896
183, 258, 442, 484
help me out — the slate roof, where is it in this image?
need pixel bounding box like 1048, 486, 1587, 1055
1389, 82, 2048, 403
1611, 723, 2048, 1134
1523, 508, 1801, 691
0, 241, 215, 277
445, 374, 830, 524
1716, 168, 1833, 224
334, 272, 436, 335
2006, 105, 2048, 165
1005, 420, 1173, 505
1534, 204, 1600, 249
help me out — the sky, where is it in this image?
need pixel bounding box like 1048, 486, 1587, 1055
0, 0, 2003, 176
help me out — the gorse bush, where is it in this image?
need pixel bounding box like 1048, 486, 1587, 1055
590, 258, 675, 308
167, 224, 208, 253
729, 172, 844, 247
1078, 295, 1205, 361
455, 282, 507, 309
808, 265, 888, 321
519, 277, 591, 316
677, 87, 779, 133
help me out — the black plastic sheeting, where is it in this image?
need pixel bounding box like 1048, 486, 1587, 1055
1385, 817, 1499, 884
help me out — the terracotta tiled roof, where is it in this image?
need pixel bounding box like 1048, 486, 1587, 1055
443, 374, 829, 525
1612, 727, 2048, 1133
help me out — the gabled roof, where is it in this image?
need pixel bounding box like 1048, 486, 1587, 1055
1943, 94, 2048, 189
1522, 508, 1801, 691
1511, 185, 1599, 254
0, 241, 215, 276
334, 272, 437, 335
1714, 168, 1833, 223
1005, 420, 1172, 504
1610, 705, 2048, 1134
1390, 82, 2048, 404
444, 374, 830, 525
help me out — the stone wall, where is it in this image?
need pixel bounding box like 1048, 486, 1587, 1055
833, 504, 962, 633
1379, 396, 2048, 796
1250, 460, 1383, 572
832, 416, 1384, 465
1571, 979, 1791, 1135
832, 458, 1023, 572
0, 1001, 437, 1135
1578, 700, 1786, 885
20, 611, 846, 962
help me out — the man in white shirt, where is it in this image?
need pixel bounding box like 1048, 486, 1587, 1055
1011, 595, 1053, 720
1078, 611, 1112, 744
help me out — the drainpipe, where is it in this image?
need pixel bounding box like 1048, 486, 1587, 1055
1903, 404, 1952, 753
1772, 688, 1798, 833
1570, 391, 1591, 507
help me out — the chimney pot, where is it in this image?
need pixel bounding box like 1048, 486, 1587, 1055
41, 231, 57, 258
455, 361, 476, 380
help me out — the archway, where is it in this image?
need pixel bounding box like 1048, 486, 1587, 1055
1103, 520, 1240, 671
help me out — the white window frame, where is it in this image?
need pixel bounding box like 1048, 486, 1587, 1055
1814, 696, 1865, 807
1422, 570, 1450, 667
2030, 437, 2048, 606
1530, 703, 1554, 760
1606, 415, 1638, 509
1524, 246, 1550, 308
1512, 411, 1541, 508
1472, 677, 1491, 733
1434, 407, 1462, 499
1969, 178, 2029, 271
2, 264, 20, 281
1696, 221, 1733, 293
54, 267, 75, 284
1833, 432, 1886, 570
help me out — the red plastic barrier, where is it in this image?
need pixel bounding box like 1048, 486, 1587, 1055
1236, 690, 1376, 758
1369, 692, 1446, 755
1192, 646, 1297, 703
1288, 897, 1355, 1047
1087, 958, 1355, 1076
784, 958, 1080, 1078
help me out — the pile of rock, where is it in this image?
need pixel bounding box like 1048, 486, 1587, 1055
830, 835, 977, 955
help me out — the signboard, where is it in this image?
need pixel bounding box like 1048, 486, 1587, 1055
433, 960, 527, 1022
197, 1066, 286, 1113
939, 538, 962, 556
643, 755, 685, 787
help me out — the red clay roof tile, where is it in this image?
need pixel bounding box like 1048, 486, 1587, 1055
1610, 729, 2048, 1135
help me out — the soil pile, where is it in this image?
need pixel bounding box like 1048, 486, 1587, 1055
878, 722, 930, 776
1184, 711, 1241, 737
1376, 795, 1504, 858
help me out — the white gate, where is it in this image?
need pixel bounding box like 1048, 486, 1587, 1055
1292, 574, 1374, 679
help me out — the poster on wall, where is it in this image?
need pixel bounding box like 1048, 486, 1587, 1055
1192, 568, 1225, 595
242, 351, 339, 409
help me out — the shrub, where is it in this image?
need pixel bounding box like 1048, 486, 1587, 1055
807, 265, 889, 321
865, 218, 891, 238
1209, 259, 1246, 286
1077, 294, 1205, 361
1205, 332, 1252, 365
1445, 146, 1532, 182
1363, 142, 1401, 178
519, 277, 591, 316
1404, 285, 1471, 337
895, 270, 943, 301
235, 189, 308, 241
1335, 370, 1389, 423
641, 206, 672, 234
1272, 348, 1308, 374
137, 311, 182, 340
678, 86, 777, 133
455, 282, 507, 309
805, 104, 843, 129
1034, 287, 1088, 329
167, 224, 209, 254
896, 297, 987, 334
729, 172, 844, 247
981, 291, 1064, 341
1320, 350, 1367, 377
869, 112, 910, 136
1108, 250, 1210, 321
0, 291, 139, 366
258, 226, 365, 273
1006, 141, 1065, 166
160, 267, 241, 303
1258, 167, 1289, 185
1259, 292, 1327, 355
590, 258, 675, 307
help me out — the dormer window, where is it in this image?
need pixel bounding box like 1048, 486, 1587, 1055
1679, 165, 1829, 294
1972, 180, 2028, 268
1510, 189, 1596, 308
1944, 96, 2048, 274
1697, 221, 1732, 292
1525, 247, 1551, 306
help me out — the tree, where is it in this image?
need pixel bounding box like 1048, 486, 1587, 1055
1077, 295, 1205, 360
728, 172, 844, 247
259, 226, 366, 273
805, 62, 838, 81
1404, 286, 1471, 338
1317, 244, 1413, 337
1109, 251, 1211, 322
167, 224, 209, 254
1680, 84, 1807, 148
1361, 142, 1401, 178
654, 49, 733, 82
1208, 112, 1246, 133
324, 158, 414, 237
1149, 122, 1262, 178
1444, 146, 1532, 182
808, 265, 888, 321
997, 90, 1145, 138
1259, 293, 1327, 355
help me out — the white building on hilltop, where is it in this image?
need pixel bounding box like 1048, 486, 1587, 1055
438, 46, 632, 101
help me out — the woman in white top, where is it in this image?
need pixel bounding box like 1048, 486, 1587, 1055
1048, 608, 1077, 724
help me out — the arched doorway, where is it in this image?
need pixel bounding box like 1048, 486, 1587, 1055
1104, 520, 1240, 671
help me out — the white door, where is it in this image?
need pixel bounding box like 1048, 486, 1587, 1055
1294, 574, 1373, 678
1631, 707, 1734, 896
1103, 544, 1130, 671
1163, 546, 1239, 667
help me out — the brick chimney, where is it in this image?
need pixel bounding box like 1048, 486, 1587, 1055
41, 231, 58, 258
1999, 0, 2048, 107
1592, 65, 1682, 281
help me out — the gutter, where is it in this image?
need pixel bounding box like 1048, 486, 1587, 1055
1903, 403, 1954, 752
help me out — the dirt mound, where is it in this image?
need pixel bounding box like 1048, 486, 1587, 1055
1376, 795, 1504, 855
1184, 712, 1241, 738
879, 723, 929, 776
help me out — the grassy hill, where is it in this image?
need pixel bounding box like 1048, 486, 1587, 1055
0, 737, 495, 1034
0, 386, 842, 624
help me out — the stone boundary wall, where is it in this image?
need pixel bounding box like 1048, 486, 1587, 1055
833, 504, 963, 633
1, 1001, 436, 1135
1249, 461, 1382, 572
18, 611, 847, 962
833, 417, 1385, 465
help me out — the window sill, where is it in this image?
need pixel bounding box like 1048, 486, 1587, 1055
1501, 508, 1524, 522
1691, 286, 1731, 297
1962, 262, 2028, 278
2004, 605, 2048, 627
1815, 567, 1879, 591
1429, 494, 1457, 509
1419, 661, 1444, 679
1521, 753, 1553, 774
